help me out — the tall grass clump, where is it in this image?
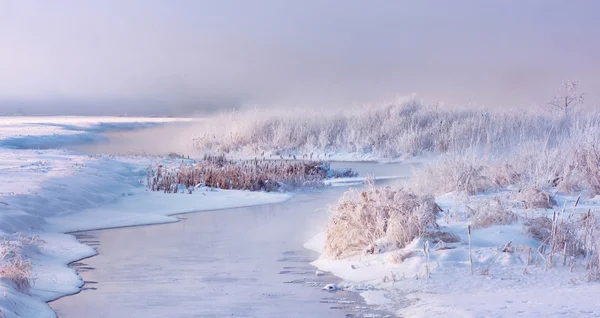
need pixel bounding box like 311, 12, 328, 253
513, 185, 556, 209
148, 154, 357, 193
323, 179, 439, 259
523, 207, 600, 276
0, 234, 43, 293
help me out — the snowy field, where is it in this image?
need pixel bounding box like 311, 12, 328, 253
0, 117, 295, 317
2, 108, 600, 318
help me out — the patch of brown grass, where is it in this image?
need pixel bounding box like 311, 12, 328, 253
148, 154, 357, 193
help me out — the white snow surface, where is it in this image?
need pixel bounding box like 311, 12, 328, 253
0, 117, 290, 318
307, 191, 600, 317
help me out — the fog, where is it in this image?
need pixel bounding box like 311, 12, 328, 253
1, 0, 599, 115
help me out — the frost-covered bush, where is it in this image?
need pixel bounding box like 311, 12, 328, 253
525, 216, 554, 242
411, 156, 495, 195
467, 197, 518, 228
524, 210, 600, 272
513, 185, 556, 209
0, 234, 43, 293
323, 180, 439, 259
511, 209, 600, 278
560, 144, 600, 195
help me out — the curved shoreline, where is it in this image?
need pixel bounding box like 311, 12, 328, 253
47, 190, 393, 317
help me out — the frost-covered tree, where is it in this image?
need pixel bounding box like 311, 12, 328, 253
548, 80, 585, 118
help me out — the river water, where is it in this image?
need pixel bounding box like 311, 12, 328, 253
53, 128, 418, 317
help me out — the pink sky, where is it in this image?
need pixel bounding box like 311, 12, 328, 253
1, 0, 599, 114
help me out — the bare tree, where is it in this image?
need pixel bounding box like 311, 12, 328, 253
548, 80, 585, 118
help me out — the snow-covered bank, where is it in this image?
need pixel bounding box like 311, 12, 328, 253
300, 108, 600, 317
307, 189, 600, 317
0, 117, 291, 317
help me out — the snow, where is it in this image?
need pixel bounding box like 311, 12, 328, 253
6, 115, 597, 317
0, 117, 290, 318
44, 187, 291, 233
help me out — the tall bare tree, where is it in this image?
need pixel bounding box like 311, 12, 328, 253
548, 80, 585, 119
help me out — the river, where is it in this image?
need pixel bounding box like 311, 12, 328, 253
52, 127, 418, 317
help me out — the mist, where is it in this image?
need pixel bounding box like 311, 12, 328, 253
1, 0, 599, 115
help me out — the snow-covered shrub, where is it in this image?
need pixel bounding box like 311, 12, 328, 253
525, 211, 597, 268
488, 163, 521, 188
0, 251, 31, 293
560, 144, 600, 196
411, 156, 495, 195
513, 185, 556, 209
323, 180, 439, 259
467, 197, 518, 228
0, 234, 43, 293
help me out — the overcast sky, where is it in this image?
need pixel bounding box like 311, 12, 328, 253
0, 0, 599, 115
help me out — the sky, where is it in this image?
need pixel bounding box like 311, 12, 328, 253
0, 0, 599, 115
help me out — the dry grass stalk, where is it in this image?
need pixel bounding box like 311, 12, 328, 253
424, 241, 430, 282
481, 241, 512, 275
468, 225, 473, 275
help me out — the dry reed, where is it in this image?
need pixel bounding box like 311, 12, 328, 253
147, 154, 357, 193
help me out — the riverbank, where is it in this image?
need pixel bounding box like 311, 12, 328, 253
0, 117, 407, 317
